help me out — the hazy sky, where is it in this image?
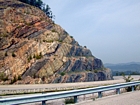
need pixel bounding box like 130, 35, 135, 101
42, 0, 140, 64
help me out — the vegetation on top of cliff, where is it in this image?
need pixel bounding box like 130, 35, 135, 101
18, 0, 55, 19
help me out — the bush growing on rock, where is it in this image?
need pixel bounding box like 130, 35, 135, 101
94, 70, 98, 73
10, 75, 17, 84
28, 55, 32, 62
0, 72, 8, 81
12, 52, 16, 57
18, 75, 22, 80
5, 52, 8, 56
60, 72, 65, 76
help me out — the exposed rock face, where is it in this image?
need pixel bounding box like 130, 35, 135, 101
0, 0, 113, 84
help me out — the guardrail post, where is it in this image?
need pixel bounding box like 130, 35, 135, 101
132, 86, 135, 92
98, 92, 102, 98
42, 101, 46, 105
74, 96, 78, 103
116, 88, 120, 94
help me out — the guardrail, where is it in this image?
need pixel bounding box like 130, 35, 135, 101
0, 81, 140, 105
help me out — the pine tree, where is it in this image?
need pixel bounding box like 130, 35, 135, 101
35, 0, 43, 9
30, 0, 35, 6
19, 0, 29, 4
18, 0, 55, 19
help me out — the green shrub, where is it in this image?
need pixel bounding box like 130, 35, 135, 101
12, 52, 16, 57
35, 52, 43, 59
94, 70, 98, 73
0, 72, 4, 80
26, 22, 31, 26
18, 75, 22, 80
10, 75, 17, 84
0, 33, 8, 37
70, 36, 73, 38
65, 97, 75, 104
60, 72, 65, 76
35, 55, 41, 59
43, 40, 46, 42
28, 55, 32, 62
58, 40, 63, 42
39, 52, 43, 57
123, 74, 137, 92
5, 52, 8, 56
0, 72, 8, 81
3, 76, 8, 81
48, 40, 53, 43
33, 54, 36, 58
51, 29, 57, 32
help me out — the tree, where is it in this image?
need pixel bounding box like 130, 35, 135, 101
116, 72, 118, 76
29, 0, 35, 6
35, 0, 43, 9
19, 0, 29, 4
84, 46, 87, 48
120, 72, 125, 76
18, 0, 55, 19
43, 5, 55, 19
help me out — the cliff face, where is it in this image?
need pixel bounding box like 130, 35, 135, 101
0, 0, 113, 84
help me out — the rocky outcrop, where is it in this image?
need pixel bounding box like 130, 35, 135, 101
53, 69, 112, 83
0, 0, 113, 84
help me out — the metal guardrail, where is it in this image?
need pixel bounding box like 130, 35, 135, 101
0, 81, 140, 105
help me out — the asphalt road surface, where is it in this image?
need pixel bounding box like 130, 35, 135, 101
0, 75, 140, 91
76, 91, 140, 105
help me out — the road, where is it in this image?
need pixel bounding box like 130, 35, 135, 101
0, 75, 140, 105
76, 91, 140, 105
0, 75, 140, 91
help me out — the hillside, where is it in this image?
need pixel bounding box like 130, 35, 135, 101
104, 62, 140, 75
0, 0, 113, 84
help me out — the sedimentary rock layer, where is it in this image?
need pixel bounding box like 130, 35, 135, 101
0, 0, 113, 84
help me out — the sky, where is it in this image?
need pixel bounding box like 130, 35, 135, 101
42, 0, 140, 64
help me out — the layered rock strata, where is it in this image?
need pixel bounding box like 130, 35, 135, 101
0, 0, 113, 84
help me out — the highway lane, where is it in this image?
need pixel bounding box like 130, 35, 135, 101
0, 75, 139, 91
76, 91, 140, 105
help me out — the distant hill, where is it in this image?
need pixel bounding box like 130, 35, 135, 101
104, 62, 140, 76
105, 62, 140, 67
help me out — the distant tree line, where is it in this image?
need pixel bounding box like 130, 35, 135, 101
18, 0, 55, 19
113, 71, 140, 76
